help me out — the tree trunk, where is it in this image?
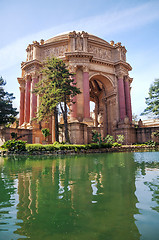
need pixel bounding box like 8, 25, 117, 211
54, 107, 59, 142
60, 100, 70, 143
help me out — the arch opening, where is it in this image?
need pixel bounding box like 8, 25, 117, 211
89, 75, 115, 136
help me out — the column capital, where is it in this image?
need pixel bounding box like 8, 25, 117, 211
25, 74, 32, 81
31, 71, 39, 79
83, 64, 89, 72
69, 64, 77, 73
116, 71, 125, 79
18, 78, 25, 90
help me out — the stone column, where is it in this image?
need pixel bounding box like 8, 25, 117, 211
83, 66, 90, 119
117, 74, 126, 121
18, 78, 25, 126
30, 73, 38, 121
124, 77, 132, 121
69, 65, 77, 121
103, 97, 108, 137
24, 75, 31, 123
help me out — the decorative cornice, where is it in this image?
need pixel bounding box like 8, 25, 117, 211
17, 77, 25, 89
114, 60, 132, 71
21, 59, 42, 70
90, 58, 114, 67
65, 52, 93, 60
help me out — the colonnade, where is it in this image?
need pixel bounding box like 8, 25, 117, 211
18, 69, 132, 128
18, 73, 39, 126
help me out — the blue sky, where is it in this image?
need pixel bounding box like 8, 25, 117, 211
0, 0, 159, 119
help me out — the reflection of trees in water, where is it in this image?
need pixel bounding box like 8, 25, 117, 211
134, 154, 159, 213
1, 153, 141, 240
0, 166, 17, 235
145, 178, 159, 212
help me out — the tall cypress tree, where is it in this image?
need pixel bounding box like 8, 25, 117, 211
141, 79, 159, 117
0, 76, 18, 126
33, 57, 81, 143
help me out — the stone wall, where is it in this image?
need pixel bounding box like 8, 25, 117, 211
136, 127, 159, 143
0, 128, 32, 146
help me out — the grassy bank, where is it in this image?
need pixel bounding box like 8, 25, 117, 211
0, 140, 159, 156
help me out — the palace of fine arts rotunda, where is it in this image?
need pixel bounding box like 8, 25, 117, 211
15, 31, 157, 145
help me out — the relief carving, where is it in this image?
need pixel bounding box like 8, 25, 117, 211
26, 44, 33, 61
43, 45, 68, 59
88, 45, 112, 60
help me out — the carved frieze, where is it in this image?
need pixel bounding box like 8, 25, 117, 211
42, 45, 68, 59
88, 45, 112, 60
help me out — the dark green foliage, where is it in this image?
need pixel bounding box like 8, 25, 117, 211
141, 79, 159, 117
0, 76, 18, 125
145, 140, 158, 147
26, 144, 55, 152
41, 128, 50, 139
11, 132, 17, 139
113, 142, 122, 147
153, 131, 159, 139
2, 140, 26, 151
92, 131, 114, 146
104, 135, 115, 144
92, 131, 102, 144
26, 143, 87, 152
116, 135, 124, 144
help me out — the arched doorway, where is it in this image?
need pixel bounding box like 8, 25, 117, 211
89, 74, 116, 137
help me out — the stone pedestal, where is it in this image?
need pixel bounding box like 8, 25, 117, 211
114, 119, 136, 145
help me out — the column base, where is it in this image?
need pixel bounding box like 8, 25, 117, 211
69, 117, 79, 123
19, 122, 33, 130
83, 117, 94, 126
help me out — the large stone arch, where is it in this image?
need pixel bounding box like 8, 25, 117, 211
89, 74, 117, 136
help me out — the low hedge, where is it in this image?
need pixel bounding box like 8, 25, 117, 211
2, 140, 114, 154
26, 142, 112, 152
26, 143, 88, 152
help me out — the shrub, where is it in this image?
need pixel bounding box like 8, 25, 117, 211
100, 142, 113, 148
26, 144, 47, 152
145, 140, 157, 147
92, 130, 102, 144
41, 128, 50, 139
113, 142, 122, 147
104, 135, 115, 144
11, 132, 17, 139
116, 135, 124, 144
2, 140, 26, 152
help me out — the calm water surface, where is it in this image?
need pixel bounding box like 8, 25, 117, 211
0, 152, 159, 240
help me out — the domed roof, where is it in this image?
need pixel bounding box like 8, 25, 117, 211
44, 31, 111, 46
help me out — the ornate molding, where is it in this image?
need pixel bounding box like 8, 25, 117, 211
83, 64, 89, 72
69, 64, 77, 73
17, 77, 25, 89
31, 71, 39, 79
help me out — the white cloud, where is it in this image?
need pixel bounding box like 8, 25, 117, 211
0, 1, 159, 72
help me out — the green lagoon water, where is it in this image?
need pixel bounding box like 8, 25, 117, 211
0, 152, 159, 240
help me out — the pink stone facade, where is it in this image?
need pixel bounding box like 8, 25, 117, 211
18, 31, 134, 144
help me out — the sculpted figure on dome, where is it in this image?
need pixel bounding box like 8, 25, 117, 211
75, 33, 83, 51
121, 47, 126, 61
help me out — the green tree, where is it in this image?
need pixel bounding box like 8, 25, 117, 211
41, 128, 50, 141
141, 79, 159, 117
33, 57, 81, 143
0, 76, 18, 126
